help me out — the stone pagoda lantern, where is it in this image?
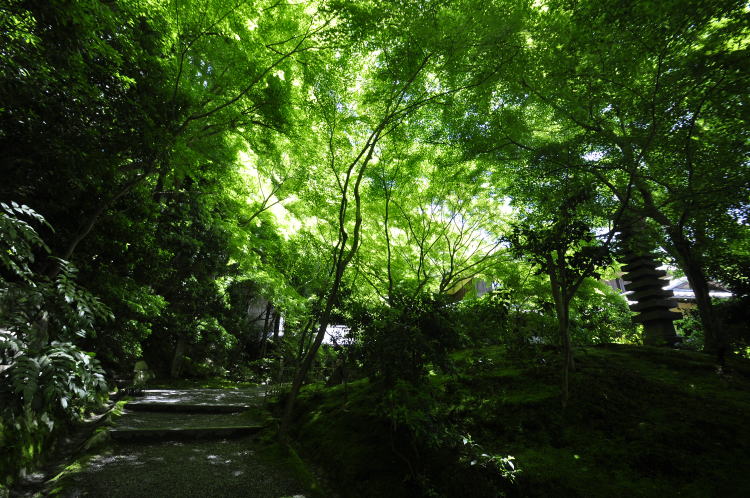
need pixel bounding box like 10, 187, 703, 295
617, 216, 682, 346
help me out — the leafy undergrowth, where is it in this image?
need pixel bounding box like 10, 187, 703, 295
284, 345, 750, 497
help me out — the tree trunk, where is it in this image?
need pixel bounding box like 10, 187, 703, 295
558, 299, 573, 409
279, 298, 335, 440
277, 76, 393, 441
279, 165, 370, 439
633, 182, 724, 362
296, 317, 315, 362
259, 302, 273, 359
279, 266, 344, 441
548, 260, 574, 409
272, 313, 281, 342
170, 334, 187, 379
383, 186, 394, 300
279, 252, 353, 440
671, 236, 723, 362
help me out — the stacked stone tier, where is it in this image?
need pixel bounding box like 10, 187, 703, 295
625, 278, 665, 292
630, 298, 678, 312
617, 223, 680, 346
621, 253, 679, 326
627, 287, 674, 302
622, 258, 658, 273
632, 309, 683, 323
626, 266, 667, 280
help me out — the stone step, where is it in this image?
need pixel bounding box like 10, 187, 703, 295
125, 402, 250, 413
132, 388, 263, 403
116, 408, 262, 429
109, 425, 263, 442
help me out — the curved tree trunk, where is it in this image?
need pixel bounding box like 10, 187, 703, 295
633, 183, 724, 363
279, 285, 338, 440
672, 238, 724, 362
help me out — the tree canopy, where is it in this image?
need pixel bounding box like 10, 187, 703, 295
1, 0, 748, 489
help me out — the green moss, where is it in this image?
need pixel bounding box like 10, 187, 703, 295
256, 442, 328, 498
283, 380, 417, 498
82, 426, 111, 451
286, 345, 750, 497
46, 450, 96, 491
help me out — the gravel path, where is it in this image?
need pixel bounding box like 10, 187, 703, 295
55, 438, 306, 498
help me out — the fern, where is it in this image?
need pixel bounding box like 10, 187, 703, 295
0, 203, 110, 483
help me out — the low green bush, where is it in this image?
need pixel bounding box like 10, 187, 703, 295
355, 293, 459, 385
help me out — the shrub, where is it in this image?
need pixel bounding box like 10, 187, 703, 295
356, 293, 459, 386
452, 290, 511, 347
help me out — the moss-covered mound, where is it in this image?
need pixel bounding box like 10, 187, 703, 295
285, 345, 750, 497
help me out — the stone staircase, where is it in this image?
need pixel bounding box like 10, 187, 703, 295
110, 388, 266, 442
42, 387, 308, 497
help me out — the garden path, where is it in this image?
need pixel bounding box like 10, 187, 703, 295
47, 388, 307, 498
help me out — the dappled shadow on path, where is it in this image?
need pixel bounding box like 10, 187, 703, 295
115, 410, 260, 430
47, 388, 306, 497
54, 438, 306, 497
